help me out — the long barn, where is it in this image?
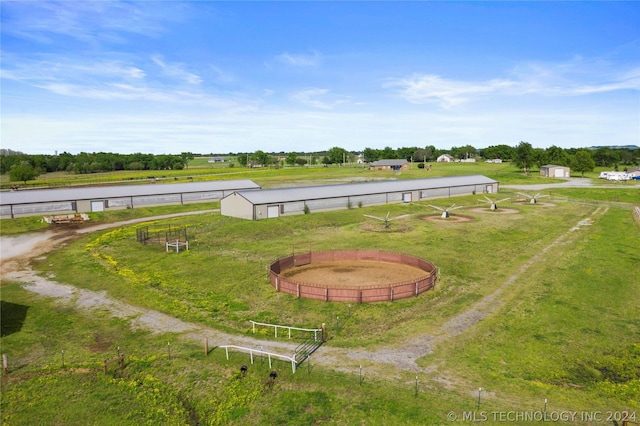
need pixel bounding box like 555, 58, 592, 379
0, 179, 260, 219
221, 175, 498, 220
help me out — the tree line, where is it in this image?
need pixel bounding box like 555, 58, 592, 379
237, 143, 638, 172
2, 144, 639, 183
1, 151, 195, 183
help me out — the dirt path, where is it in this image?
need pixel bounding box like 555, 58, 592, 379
0, 207, 606, 376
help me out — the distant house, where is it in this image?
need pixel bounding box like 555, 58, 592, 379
369, 159, 409, 171
437, 154, 454, 163
459, 158, 477, 163
485, 159, 503, 164
208, 157, 226, 163
540, 165, 570, 178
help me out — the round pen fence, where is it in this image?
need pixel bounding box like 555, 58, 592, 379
269, 250, 437, 303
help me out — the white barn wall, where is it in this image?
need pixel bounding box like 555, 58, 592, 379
220, 176, 499, 220
220, 192, 255, 220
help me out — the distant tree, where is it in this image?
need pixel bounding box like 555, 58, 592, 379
425, 145, 438, 160
533, 148, 548, 169
397, 147, 417, 161
295, 158, 308, 166
592, 147, 620, 167
251, 150, 271, 166
180, 152, 195, 169
546, 145, 570, 166
362, 148, 380, 163
380, 146, 397, 159
285, 152, 298, 166
237, 153, 249, 167
9, 163, 40, 184
481, 144, 514, 161
325, 147, 348, 164
513, 141, 535, 174
572, 149, 595, 177
450, 145, 477, 160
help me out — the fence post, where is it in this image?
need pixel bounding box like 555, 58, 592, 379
322, 323, 327, 342
204, 337, 209, 356
3, 354, 8, 375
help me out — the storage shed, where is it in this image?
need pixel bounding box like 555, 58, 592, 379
221, 175, 498, 220
0, 179, 260, 219
539, 165, 570, 178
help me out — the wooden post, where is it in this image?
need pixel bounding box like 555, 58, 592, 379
204, 337, 209, 356
3, 354, 8, 375
321, 323, 327, 342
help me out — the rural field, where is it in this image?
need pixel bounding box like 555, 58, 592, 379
1, 162, 639, 425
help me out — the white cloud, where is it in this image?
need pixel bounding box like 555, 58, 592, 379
290, 88, 349, 110
384, 74, 515, 108
274, 51, 322, 67
1, 1, 187, 44
152, 56, 202, 85
386, 58, 640, 108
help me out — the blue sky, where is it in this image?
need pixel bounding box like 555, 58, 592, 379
1, 1, 639, 155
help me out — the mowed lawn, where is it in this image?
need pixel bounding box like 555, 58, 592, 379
1, 167, 639, 425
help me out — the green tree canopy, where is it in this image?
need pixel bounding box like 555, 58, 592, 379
572, 149, 596, 177
325, 147, 349, 164
9, 163, 40, 184
513, 141, 535, 173
481, 144, 514, 161
250, 150, 271, 166
285, 152, 298, 166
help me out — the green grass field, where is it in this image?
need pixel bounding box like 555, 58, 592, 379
1, 165, 639, 425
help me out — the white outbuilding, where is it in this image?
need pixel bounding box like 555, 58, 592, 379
540, 165, 570, 178
221, 175, 498, 220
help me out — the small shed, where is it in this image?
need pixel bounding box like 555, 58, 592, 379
221, 175, 499, 220
369, 159, 409, 171
540, 165, 570, 178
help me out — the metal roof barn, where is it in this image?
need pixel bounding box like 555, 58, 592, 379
0, 180, 260, 218
221, 175, 498, 220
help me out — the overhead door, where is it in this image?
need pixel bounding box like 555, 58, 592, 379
267, 205, 279, 218
403, 192, 412, 203
554, 168, 565, 177
91, 201, 105, 212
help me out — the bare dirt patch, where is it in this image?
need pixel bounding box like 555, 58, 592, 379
281, 260, 428, 288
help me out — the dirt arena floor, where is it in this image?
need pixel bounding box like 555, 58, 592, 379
280, 260, 429, 288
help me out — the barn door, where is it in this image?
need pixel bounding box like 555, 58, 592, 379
91, 201, 105, 212
267, 205, 279, 218
402, 192, 412, 203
